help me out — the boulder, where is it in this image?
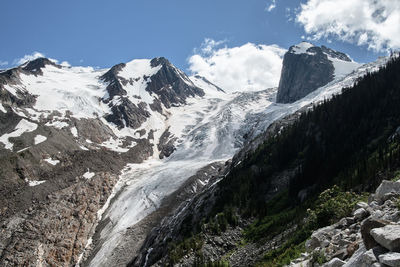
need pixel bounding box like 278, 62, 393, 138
323, 257, 346, 267
360, 217, 389, 249
382, 192, 400, 204
362, 251, 376, 265
371, 225, 400, 252
331, 249, 348, 260
379, 252, 400, 267
374, 180, 400, 203
362, 248, 382, 265
343, 243, 366, 267
354, 202, 369, 210
353, 208, 369, 220
306, 225, 334, 251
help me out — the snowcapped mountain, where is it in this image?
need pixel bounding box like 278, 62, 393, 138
0, 47, 395, 267
276, 42, 361, 103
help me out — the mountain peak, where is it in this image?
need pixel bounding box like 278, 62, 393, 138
21, 57, 59, 75
289, 42, 315, 55
277, 43, 360, 103
150, 57, 170, 68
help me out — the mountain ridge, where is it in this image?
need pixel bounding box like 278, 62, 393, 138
0, 46, 394, 267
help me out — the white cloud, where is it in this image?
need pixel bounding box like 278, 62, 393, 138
195, 38, 227, 55
13, 52, 46, 65
0, 60, 8, 66
60, 61, 71, 67
296, 0, 400, 52
12, 52, 60, 66
188, 39, 286, 93
266, 0, 276, 12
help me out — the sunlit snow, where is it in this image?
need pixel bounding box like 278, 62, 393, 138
83, 171, 95, 179
87, 55, 393, 267
34, 134, 47, 145
0, 119, 37, 150
44, 158, 60, 165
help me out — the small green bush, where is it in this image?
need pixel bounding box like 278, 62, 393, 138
310, 250, 327, 264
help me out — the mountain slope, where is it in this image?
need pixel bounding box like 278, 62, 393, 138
0, 48, 393, 267
132, 54, 400, 267
0, 56, 213, 266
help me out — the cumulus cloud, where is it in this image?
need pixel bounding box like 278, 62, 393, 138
296, 0, 400, 52
266, 0, 276, 12
13, 52, 46, 65
12, 51, 62, 66
0, 60, 8, 66
188, 39, 286, 93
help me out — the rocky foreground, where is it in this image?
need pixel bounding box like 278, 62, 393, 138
289, 180, 400, 267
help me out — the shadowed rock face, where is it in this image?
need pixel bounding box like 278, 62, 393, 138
147, 57, 204, 108
276, 44, 336, 104
100, 63, 127, 101
101, 57, 205, 129
22, 58, 59, 76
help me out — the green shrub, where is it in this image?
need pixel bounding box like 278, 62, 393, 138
310, 250, 327, 264
307, 185, 365, 228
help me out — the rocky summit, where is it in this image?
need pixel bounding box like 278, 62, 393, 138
276, 42, 360, 104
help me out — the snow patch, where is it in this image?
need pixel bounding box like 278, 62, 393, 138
45, 120, 69, 129
100, 137, 136, 153
71, 127, 78, 137
0, 119, 38, 150
34, 135, 47, 145
79, 145, 89, 151
44, 158, 60, 165
328, 56, 361, 78
83, 171, 95, 179
26, 179, 46, 187
291, 42, 315, 54
17, 147, 30, 153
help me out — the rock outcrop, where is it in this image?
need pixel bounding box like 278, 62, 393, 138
276, 42, 352, 104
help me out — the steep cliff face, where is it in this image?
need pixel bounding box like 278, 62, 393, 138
276, 42, 358, 103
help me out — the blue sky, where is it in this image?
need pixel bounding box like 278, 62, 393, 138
0, 0, 393, 71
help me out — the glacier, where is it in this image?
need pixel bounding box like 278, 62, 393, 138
84, 55, 391, 266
